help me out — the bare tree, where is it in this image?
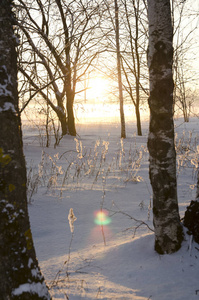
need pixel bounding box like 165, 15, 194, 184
172, 0, 199, 121
121, 0, 149, 136
0, 0, 51, 298
114, 0, 126, 138
100, 0, 149, 136
147, 0, 183, 254
16, 0, 103, 137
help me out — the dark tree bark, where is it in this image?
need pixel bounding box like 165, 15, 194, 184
0, 1, 51, 298
147, 0, 183, 254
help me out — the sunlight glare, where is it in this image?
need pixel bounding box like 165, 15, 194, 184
87, 77, 108, 102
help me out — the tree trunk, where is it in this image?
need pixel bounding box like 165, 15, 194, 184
134, 1, 142, 137
0, 1, 51, 298
147, 0, 183, 254
56, 109, 68, 136
135, 105, 142, 136
114, 0, 126, 139
66, 94, 76, 136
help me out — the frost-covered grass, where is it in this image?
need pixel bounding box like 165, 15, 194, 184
23, 117, 199, 300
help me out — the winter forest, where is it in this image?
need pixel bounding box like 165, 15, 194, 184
0, 0, 199, 299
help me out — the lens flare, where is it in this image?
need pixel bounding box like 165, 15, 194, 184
94, 209, 111, 226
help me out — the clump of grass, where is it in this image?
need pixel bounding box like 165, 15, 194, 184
26, 137, 146, 198
176, 131, 199, 178
26, 161, 41, 204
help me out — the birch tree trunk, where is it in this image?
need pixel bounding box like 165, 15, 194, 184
147, 0, 183, 254
0, 1, 51, 298
114, 0, 126, 139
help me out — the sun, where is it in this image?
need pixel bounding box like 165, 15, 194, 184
86, 76, 108, 101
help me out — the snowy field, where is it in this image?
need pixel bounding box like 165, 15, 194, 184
22, 115, 199, 300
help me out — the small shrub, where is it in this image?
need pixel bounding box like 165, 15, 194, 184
184, 200, 199, 244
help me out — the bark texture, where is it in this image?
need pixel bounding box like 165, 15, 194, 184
0, 1, 51, 298
147, 0, 183, 254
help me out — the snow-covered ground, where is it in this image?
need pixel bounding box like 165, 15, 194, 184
22, 116, 199, 300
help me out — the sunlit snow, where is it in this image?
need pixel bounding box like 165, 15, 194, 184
22, 114, 199, 300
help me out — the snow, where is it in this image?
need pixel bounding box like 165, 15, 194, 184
3, 203, 14, 210
12, 282, 51, 299
12, 34, 20, 46
22, 117, 199, 299
0, 65, 14, 98
0, 102, 16, 113
28, 258, 33, 268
